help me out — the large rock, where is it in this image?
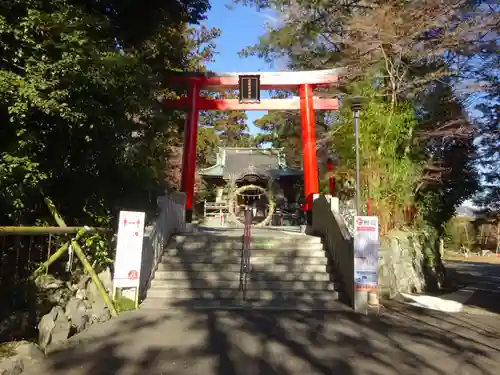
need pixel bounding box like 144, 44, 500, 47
65, 298, 89, 334
34, 275, 63, 290
35, 275, 70, 306
51, 307, 71, 349
38, 309, 56, 351
49, 288, 71, 306
88, 298, 111, 324
85, 268, 113, 305
37, 306, 70, 352
76, 274, 90, 293
84, 269, 112, 323
74, 288, 87, 301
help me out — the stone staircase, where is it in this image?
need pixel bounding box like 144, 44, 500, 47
141, 230, 346, 311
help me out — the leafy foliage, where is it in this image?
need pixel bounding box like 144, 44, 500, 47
474, 48, 500, 211
235, 0, 494, 231
198, 90, 254, 149
253, 109, 302, 167
476, 98, 500, 211
233, 0, 498, 290
0, 0, 217, 229
327, 81, 422, 234
0, 1, 221, 307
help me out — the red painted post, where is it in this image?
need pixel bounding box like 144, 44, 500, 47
299, 83, 319, 225
327, 160, 336, 196
180, 82, 200, 223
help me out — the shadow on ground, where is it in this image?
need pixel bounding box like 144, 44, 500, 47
26, 237, 500, 375
25, 303, 500, 375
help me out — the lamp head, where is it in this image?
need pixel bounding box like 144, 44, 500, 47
345, 96, 368, 112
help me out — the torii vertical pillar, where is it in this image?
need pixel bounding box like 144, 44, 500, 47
299, 83, 319, 225
180, 82, 200, 223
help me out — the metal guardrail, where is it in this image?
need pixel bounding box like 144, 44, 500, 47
240, 208, 253, 300
141, 193, 186, 298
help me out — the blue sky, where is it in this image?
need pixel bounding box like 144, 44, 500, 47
204, 2, 277, 134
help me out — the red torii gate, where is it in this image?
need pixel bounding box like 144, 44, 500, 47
163, 69, 340, 224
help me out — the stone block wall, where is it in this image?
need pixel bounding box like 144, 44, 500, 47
378, 230, 426, 298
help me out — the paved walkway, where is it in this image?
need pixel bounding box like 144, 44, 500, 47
23, 303, 500, 375
445, 260, 500, 315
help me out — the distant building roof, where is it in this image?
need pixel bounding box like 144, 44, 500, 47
200, 147, 302, 179
455, 204, 477, 218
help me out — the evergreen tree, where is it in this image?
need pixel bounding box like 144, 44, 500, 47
235, 0, 494, 230
254, 110, 302, 166
0, 0, 217, 224
199, 90, 254, 148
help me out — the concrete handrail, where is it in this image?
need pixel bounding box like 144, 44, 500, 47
312, 194, 355, 308
139, 192, 186, 298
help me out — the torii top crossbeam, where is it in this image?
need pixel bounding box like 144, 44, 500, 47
168, 68, 341, 89
164, 69, 340, 111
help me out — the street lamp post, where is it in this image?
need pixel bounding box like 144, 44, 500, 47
347, 96, 366, 216
346, 96, 370, 314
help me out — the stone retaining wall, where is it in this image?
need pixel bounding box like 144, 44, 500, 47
378, 230, 426, 298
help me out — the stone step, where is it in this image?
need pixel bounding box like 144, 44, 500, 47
172, 235, 322, 249
149, 279, 338, 291
151, 270, 333, 282
154, 263, 333, 275
141, 297, 348, 312
163, 247, 326, 258
145, 288, 339, 301
171, 241, 325, 251
158, 255, 328, 266
174, 233, 321, 242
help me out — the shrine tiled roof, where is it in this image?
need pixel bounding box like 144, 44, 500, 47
200, 147, 302, 179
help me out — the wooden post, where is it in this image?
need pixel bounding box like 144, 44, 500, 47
0, 226, 107, 236
44, 197, 118, 317
180, 82, 200, 223
327, 160, 336, 196
299, 83, 319, 225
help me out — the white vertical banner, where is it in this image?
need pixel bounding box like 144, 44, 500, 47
353, 216, 379, 291
113, 211, 146, 305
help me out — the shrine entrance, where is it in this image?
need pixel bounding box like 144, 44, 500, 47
232, 184, 270, 227
163, 69, 340, 225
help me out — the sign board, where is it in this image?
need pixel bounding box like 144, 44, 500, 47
353, 216, 379, 291
239, 75, 260, 103
112, 211, 146, 306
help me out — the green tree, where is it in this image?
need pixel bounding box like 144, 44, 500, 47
197, 126, 220, 168
415, 83, 480, 231
474, 55, 499, 211
254, 111, 302, 166
233, 0, 494, 290
235, 0, 488, 229
215, 109, 249, 146
199, 90, 253, 148
0, 0, 217, 226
